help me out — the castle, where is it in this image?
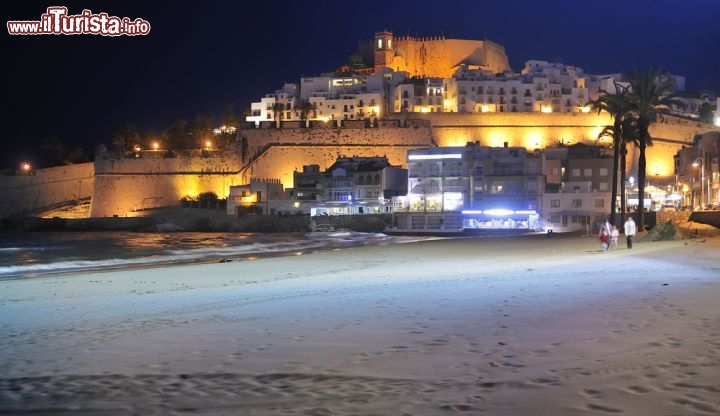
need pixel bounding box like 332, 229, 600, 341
372, 31, 511, 77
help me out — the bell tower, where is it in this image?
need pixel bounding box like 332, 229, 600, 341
374, 30, 393, 74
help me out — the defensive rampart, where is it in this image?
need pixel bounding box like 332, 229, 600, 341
7, 114, 716, 219
0, 163, 94, 220
89, 150, 243, 217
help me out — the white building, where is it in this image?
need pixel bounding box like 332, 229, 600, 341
292, 156, 407, 216
393, 144, 544, 232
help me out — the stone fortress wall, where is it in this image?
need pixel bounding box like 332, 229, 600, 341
3, 114, 717, 219
388, 36, 511, 77
89, 150, 245, 218
0, 163, 94, 219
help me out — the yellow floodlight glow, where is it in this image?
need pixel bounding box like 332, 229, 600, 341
540, 104, 553, 113
524, 130, 544, 149
487, 130, 507, 148
580, 106, 591, 113
420, 107, 430, 113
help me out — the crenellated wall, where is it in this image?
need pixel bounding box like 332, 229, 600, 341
387, 37, 511, 77
238, 125, 433, 161
0, 163, 94, 219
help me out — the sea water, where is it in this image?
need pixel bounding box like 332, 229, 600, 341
0, 231, 436, 279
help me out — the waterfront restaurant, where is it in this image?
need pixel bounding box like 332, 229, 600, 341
392, 143, 543, 232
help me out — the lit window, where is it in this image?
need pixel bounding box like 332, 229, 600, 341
599, 168, 608, 176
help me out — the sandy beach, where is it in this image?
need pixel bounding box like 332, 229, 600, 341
1, 232, 719, 415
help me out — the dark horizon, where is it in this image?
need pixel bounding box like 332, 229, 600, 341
4, 0, 719, 170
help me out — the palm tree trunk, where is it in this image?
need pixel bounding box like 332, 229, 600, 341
638, 141, 647, 231
619, 145, 627, 226
610, 123, 620, 222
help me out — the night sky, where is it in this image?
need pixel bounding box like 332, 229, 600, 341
4, 0, 719, 170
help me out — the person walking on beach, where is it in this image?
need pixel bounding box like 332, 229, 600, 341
610, 225, 619, 250
599, 218, 612, 252
624, 216, 636, 249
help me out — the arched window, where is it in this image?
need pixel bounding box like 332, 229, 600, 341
374, 174, 381, 185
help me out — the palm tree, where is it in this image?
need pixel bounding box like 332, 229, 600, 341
113, 122, 140, 151
296, 100, 316, 127
191, 114, 214, 149
589, 81, 632, 221
626, 68, 681, 230
271, 101, 285, 128
617, 115, 640, 226
163, 118, 190, 150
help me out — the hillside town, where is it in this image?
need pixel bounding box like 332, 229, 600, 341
3, 30, 720, 233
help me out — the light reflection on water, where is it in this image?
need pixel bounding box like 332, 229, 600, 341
0, 231, 435, 279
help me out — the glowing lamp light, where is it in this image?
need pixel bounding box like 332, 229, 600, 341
716, 116, 720, 127
205, 140, 212, 150
461, 209, 537, 216
540, 105, 553, 113
21, 162, 31, 172
408, 153, 462, 160
420, 107, 430, 113
152, 141, 159, 150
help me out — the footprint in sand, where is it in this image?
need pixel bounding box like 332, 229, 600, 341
586, 403, 623, 413
624, 385, 650, 394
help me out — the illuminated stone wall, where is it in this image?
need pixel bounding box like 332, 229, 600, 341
87, 114, 719, 218
239, 126, 432, 162
89, 151, 243, 217
233, 115, 717, 201
387, 37, 511, 77
239, 145, 417, 189
0, 163, 94, 219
